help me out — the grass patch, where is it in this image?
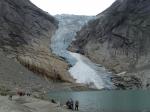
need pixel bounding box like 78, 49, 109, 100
0, 86, 11, 96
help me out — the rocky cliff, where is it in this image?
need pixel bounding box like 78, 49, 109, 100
71, 0, 150, 88
0, 0, 74, 83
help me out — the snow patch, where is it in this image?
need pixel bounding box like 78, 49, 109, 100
69, 52, 105, 89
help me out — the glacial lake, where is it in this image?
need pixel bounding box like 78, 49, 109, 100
49, 90, 150, 112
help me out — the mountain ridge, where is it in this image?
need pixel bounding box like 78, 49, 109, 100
0, 0, 74, 84
70, 0, 150, 88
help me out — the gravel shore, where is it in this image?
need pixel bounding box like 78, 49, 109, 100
0, 95, 71, 112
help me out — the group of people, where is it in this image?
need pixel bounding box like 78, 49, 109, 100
17, 91, 31, 96
8, 90, 31, 101
66, 99, 79, 111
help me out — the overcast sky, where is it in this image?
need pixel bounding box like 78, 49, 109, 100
30, 0, 116, 16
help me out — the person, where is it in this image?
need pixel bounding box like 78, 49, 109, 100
75, 100, 79, 111
26, 93, 31, 96
26, 91, 31, 96
66, 100, 71, 109
66, 98, 74, 110
17, 91, 22, 96
8, 95, 12, 101
26, 90, 31, 96
70, 99, 74, 110
51, 99, 56, 104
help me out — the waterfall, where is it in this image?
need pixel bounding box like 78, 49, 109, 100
51, 14, 114, 89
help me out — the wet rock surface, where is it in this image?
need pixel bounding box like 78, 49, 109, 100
111, 75, 142, 89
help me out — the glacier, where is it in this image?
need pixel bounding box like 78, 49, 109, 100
51, 14, 114, 89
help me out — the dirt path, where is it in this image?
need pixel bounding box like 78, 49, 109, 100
0, 96, 71, 112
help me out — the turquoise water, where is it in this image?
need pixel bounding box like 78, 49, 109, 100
49, 90, 150, 112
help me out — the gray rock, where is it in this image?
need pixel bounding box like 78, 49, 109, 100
0, 0, 74, 83
71, 0, 150, 88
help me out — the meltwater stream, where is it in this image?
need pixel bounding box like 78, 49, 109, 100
51, 15, 114, 89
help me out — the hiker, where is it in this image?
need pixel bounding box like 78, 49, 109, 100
70, 99, 74, 110
17, 91, 25, 96
66, 100, 71, 109
66, 98, 74, 110
8, 95, 12, 101
17, 91, 21, 96
75, 100, 79, 111
51, 99, 56, 104
26, 93, 31, 96
26, 91, 31, 96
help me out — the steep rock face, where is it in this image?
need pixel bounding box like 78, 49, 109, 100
71, 0, 150, 88
0, 0, 74, 82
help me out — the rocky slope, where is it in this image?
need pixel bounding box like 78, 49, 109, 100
0, 0, 74, 83
71, 0, 150, 88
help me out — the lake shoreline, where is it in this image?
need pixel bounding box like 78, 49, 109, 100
49, 90, 150, 112
0, 95, 71, 112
